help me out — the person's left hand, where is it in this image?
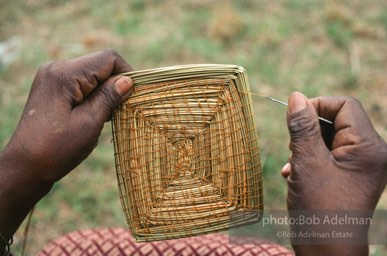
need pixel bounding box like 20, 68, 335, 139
2, 49, 133, 184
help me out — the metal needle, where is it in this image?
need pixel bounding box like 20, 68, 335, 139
264, 96, 333, 125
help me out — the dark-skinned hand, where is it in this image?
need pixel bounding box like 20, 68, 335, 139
282, 92, 387, 256
0, 49, 133, 252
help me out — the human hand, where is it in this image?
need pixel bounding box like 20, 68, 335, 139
1, 49, 133, 184
283, 92, 386, 211
0, 50, 133, 250
283, 92, 387, 255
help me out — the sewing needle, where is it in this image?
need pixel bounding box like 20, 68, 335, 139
239, 91, 333, 125
264, 96, 333, 125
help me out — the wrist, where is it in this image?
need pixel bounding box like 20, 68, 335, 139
0, 146, 53, 239
288, 210, 370, 256
0, 137, 57, 183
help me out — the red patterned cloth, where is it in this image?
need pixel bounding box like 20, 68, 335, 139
38, 228, 294, 256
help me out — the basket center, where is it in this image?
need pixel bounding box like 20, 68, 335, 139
176, 140, 194, 175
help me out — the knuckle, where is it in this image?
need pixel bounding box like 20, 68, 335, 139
104, 48, 120, 58
41, 60, 60, 73
37, 61, 56, 77
37, 60, 67, 81
102, 48, 133, 72
36, 61, 80, 104
344, 96, 362, 108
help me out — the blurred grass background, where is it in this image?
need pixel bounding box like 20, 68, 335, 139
0, 0, 386, 255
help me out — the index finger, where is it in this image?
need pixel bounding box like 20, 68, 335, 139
44, 49, 133, 103
64, 49, 133, 81
309, 96, 376, 150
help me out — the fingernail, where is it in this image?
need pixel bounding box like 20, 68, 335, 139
281, 162, 291, 178
288, 92, 308, 114
115, 76, 133, 96
281, 162, 291, 173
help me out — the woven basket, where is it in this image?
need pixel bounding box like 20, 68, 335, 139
112, 64, 263, 242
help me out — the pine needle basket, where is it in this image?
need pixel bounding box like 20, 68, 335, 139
112, 64, 263, 242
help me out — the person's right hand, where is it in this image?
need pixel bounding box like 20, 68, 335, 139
282, 92, 387, 255
283, 92, 386, 211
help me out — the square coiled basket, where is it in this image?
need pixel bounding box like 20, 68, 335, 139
112, 64, 263, 242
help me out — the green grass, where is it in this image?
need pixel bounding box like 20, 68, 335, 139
1, 1, 386, 254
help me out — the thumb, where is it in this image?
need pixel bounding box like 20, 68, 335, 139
287, 92, 328, 158
77, 76, 133, 123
